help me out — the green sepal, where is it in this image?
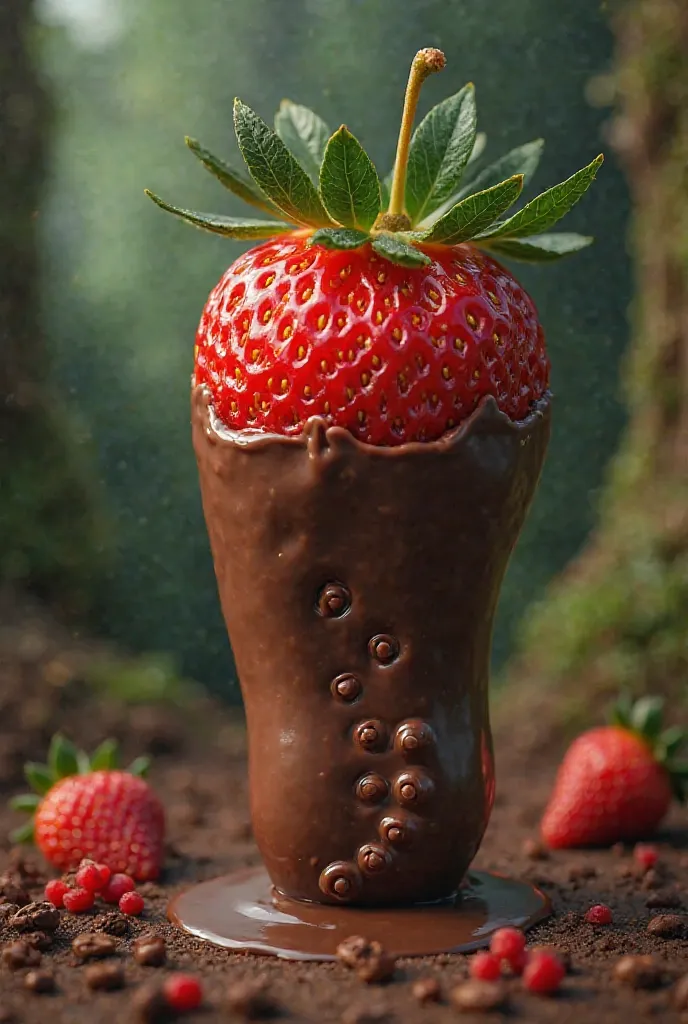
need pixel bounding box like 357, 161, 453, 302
10, 821, 35, 845
48, 734, 79, 780
184, 137, 279, 216
274, 100, 330, 185
9, 794, 41, 813
454, 140, 544, 204
480, 232, 594, 263
89, 738, 119, 772
145, 191, 293, 238
319, 126, 381, 231
611, 692, 634, 730
310, 227, 370, 251
630, 696, 665, 741
128, 756, 152, 778
405, 83, 477, 225
657, 726, 687, 759
234, 99, 332, 227
478, 154, 604, 240
24, 762, 54, 795
371, 234, 431, 267
468, 132, 487, 165
422, 176, 524, 246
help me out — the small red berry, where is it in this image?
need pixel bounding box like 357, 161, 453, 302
101, 873, 135, 904
506, 948, 530, 976
118, 891, 144, 916
76, 861, 106, 892
490, 927, 526, 965
523, 951, 565, 994
585, 904, 613, 925
470, 951, 502, 981
163, 974, 203, 1012
63, 886, 95, 913
44, 879, 70, 908
633, 843, 659, 871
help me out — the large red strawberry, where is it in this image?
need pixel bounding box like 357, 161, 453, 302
541, 697, 687, 848
9, 736, 164, 880
146, 47, 603, 443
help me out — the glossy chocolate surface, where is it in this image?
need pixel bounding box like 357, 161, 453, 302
192, 386, 550, 905
169, 867, 551, 960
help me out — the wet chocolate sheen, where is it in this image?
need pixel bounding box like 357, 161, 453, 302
192, 386, 551, 905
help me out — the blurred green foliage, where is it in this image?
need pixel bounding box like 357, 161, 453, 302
38, 0, 631, 695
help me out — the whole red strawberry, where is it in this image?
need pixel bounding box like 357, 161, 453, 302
147, 47, 603, 443
541, 697, 686, 848
9, 736, 164, 880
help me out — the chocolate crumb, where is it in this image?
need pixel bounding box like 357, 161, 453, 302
92, 911, 130, 937
2, 940, 42, 970
85, 962, 125, 991
647, 913, 686, 938
24, 968, 55, 994
226, 978, 273, 1018
614, 955, 664, 989
674, 975, 688, 1011
336, 935, 396, 983
412, 976, 441, 1003
337, 935, 370, 968
24, 930, 53, 952
0, 904, 20, 927
10, 902, 60, 933
451, 979, 507, 1012
72, 932, 118, 959
132, 982, 169, 1022
133, 933, 166, 967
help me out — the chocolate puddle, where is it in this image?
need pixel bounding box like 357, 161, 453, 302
169, 866, 551, 959
187, 385, 551, 913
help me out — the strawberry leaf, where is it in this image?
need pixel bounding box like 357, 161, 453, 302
310, 227, 370, 251
184, 137, 279, 216
478, 154, 604, 240
371, 234, 431, 267
274, 100, 330, 185
480, 232, 594, 262
234, 99, 331, 227
10, 821, 34, 845
468, 132, 487, 165
457, 140, 544, 201
405, 84, 477, 225
424, 139, 545, 227
422, 176, 524, 246
630, 696, 665, 740
9, 794, 41, 813
24, 763, 53, 795
319, 126, 381, 231
658, 726, 687, 758
145, 192, 293, 238
89, 738, 119, 772
128, 755, 151, 778
48, 734, 79, 780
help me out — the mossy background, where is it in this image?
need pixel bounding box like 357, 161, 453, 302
11, 0, 632, 697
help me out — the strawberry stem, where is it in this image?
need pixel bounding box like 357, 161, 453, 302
387, 47, 446, 219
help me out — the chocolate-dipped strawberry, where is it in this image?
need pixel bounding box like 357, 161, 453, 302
148, 49, 600, 905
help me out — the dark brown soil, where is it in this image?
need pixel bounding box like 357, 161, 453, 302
0, 594, 686, 1022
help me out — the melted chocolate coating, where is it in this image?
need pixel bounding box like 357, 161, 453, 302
192, 386, 550, 905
